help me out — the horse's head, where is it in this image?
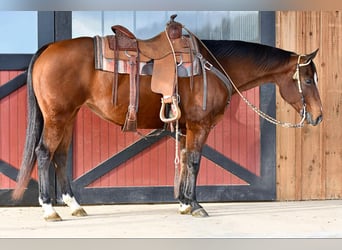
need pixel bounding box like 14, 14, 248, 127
279, 49, 323, 126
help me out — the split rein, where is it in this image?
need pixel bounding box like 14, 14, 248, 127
229, 55, 310, 128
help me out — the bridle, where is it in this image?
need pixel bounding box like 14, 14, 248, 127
229, 54, 311, 128
289, 55, 312, 128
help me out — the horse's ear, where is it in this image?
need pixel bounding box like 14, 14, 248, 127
304, 48, 319, 63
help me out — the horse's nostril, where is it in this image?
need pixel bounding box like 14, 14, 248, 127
316, 115, 323, 125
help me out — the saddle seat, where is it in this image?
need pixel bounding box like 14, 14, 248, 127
110, 25, 195, 65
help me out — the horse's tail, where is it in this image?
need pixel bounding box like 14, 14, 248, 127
12, 44, 50, 200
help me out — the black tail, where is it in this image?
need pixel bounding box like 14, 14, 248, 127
12, 44, 50, 200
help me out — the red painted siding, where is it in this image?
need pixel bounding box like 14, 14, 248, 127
0, 71, 39, 189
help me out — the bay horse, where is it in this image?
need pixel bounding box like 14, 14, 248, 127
12, 28, 322, 221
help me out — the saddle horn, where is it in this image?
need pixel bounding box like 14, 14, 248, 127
166, 14, 183, 39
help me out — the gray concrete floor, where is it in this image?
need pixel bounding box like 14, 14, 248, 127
1, 200, 342, 238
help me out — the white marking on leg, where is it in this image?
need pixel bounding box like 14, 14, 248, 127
39, 197, 57, 218
62, 194, 82, 212
179, 202, 191, 214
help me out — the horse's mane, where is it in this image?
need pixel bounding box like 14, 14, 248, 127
202, 40, 296, 71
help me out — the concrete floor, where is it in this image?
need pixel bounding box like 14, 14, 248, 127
1, 200, 342, 238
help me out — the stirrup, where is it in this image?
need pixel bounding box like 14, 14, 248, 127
159, 96, 181, 123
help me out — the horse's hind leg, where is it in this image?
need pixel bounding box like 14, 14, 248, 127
53, 124, 87, 217
54, 153, 87, 217
37, 119, 86, 221
36, 131, 62, 221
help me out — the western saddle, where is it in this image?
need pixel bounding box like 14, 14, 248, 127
105, 14, 199, 131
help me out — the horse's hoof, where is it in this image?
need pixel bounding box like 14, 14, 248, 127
179, 203, 192, 215
72, 208, 88, 217
191, 208, 209, 218
44, 212, 62, 222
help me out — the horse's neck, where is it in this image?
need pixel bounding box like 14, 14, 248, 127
224, 58, 294, 92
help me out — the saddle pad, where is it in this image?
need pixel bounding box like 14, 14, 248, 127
94, 36, 146, 74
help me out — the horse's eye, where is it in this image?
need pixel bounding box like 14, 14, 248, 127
305, 79, 313, 84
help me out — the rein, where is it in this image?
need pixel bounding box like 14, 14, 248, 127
195, 35, 310, 128
225, 55, 309, 128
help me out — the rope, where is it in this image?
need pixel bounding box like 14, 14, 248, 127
164, 27, 182, 178
173, 120, 180, 197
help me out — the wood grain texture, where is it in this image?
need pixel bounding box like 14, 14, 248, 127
276, 11, 342, 200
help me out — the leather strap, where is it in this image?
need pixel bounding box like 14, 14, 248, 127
113, 36, 119, 106
122, 55, 139, 131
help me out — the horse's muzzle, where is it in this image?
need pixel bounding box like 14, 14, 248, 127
307, 112, 323, 126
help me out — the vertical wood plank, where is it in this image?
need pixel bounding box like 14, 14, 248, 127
99, 119, 110, 186
18, 84, 27, 180
321, 11, 342, 198
9, 71, 19, 188
276, 11, 300, 200
298, 12, 324, 200
73, 107, 84, 179
0, 72, 10, 188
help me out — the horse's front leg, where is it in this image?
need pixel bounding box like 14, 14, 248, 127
176, 126, 209, 217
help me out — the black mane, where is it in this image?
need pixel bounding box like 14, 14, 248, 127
202, 40, 295, 71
